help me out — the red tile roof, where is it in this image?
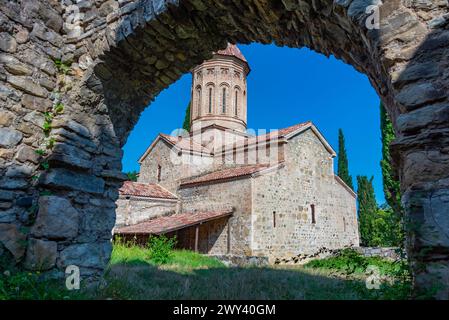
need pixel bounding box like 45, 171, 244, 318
160, 133, 212, 155
215, 43, 248, 63
248, 121, 312, 144
114, 210, 233, 235
180, 163, 282, 187
119, 181, 177, 200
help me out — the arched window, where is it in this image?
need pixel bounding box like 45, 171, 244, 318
311, 204, 316, 224
208, 87, 213, 113
222, 87, 227, 113
157, 165, 162, 182
196, 86, 202, 118
234, 89, 239, 116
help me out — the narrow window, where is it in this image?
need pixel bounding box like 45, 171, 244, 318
235, 90, 238, 116
208, 88, 212, 113
227, 220, 231, 254
273, 211, 276, 228
222, 87, 226, 113
157, 165, 162, 182
343, 217, 346, 232
196, 87, 201, 117
311, 204, 316, 224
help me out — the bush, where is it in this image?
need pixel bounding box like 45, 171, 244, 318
147, 235, 177, 264
304, 248, 411, 278
304, 249, 368, 275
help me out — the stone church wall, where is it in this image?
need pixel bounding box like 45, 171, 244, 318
139, 139, 213, 193
178, 178, 253, 256
115, 196, 177, 227
251, 129, 359, 261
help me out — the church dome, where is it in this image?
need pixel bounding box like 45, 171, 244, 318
190, 43, 250, 133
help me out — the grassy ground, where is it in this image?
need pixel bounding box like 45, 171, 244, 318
92, 242, 412, 300
0, 242, 413, 300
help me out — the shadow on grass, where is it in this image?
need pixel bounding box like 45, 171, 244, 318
91, 260, 410, 300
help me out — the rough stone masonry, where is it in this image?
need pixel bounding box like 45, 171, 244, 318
0, 0, 448, 298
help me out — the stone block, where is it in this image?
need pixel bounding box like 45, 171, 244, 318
24, 238, 58, 271
31, 196, 80, 239
58, 241, 112, 269
39, 168, 105, 194
0, 223, 26, 261
0, 128, 23, 148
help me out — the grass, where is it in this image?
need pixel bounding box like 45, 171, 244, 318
0, 242, 413, 300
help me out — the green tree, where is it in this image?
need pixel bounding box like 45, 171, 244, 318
338, 129, 354, 190
357, 175, 378, 246
380, 103, 404, 246
126, 171, 138, 182
182, 101, 191, 132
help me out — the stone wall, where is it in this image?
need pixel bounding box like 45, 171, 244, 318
354, 247, 403, 261
115, 195, 177, 227
138, 138, 213, 193
251, 129, 359, 261
178, 178, 253, 256
0, 0, 449, 297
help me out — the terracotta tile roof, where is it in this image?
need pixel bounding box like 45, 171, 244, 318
180, 163, 281, 187
248, 121, 312, 144
219, 121, 312, 151
119, 181, 177, 200
215, 43, 248, 63
114, 210, 233, 235
160, 133, 212, 155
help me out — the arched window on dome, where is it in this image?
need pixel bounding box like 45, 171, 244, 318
196, 86, 202, 118
222, 87, 227, 114
206, 84, 214, 114
234, 87, 240, 117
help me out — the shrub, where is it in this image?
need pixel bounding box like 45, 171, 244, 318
147, 235, 177, 264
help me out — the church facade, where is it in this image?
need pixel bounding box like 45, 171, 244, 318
115, 44, 359, 262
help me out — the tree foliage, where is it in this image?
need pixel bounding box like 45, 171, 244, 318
182, 101, 191, 132
337, 129, 354, 190
357, 176, 378, 246
380, 103, 402, 213
126, 171, 138, 182
357, 176, 403, 247
379, 103, 404, 246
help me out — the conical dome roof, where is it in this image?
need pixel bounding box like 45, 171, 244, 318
215, 43, 248, 63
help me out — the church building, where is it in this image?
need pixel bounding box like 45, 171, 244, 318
114, 44, 360, 262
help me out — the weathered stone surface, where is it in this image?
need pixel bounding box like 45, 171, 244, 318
58, 241, 112, 269
31, 196, 80, 239
0, 128, 23, 148
16, 145, 40, 164
24, 238, 58, 271
0, 54, 33, 76
0, 32, 17, 53
39, 169, 105, 194
21, 94, 52, 112
7, 75, 48, 98
0, 223, 26, 261
0, 110, 15, 126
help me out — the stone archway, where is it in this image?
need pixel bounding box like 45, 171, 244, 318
0, 0, 448, 298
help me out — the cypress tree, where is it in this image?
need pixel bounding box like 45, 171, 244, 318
357, 175, 378, 246
380, 103, 402, 216
337, 129, 354, 190
380, 103, 404, 246
182, 102, 191, 132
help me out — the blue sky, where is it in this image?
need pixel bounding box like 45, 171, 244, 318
122, 43, 385, 204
